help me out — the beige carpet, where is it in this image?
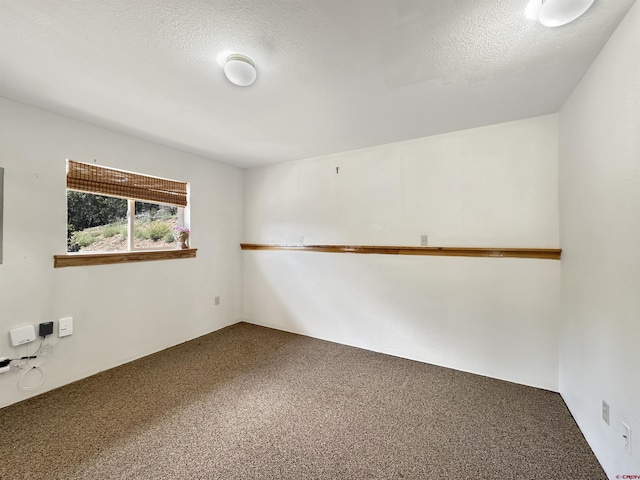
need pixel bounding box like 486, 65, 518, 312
0, 322, 605, 480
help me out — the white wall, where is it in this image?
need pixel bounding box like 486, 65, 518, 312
243, 115, 561, 391
558, 2, 640, 478
0, 98, 244, 408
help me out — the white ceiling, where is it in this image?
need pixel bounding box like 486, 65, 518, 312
0, 0, 635, 168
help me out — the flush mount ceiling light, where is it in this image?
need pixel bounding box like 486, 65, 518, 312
525, 0, 596, 27
223, 54, 257, 87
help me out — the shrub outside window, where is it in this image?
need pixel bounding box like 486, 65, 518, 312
66, 160, 189, 253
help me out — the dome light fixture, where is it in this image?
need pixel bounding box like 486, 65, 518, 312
223, 54, 257, 87
525, 0, 596, 27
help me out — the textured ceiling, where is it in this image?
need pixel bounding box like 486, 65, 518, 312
0, 0, 635, 168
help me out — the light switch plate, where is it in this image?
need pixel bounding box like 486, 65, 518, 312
59, 317, 73, 337
10, 325, 36, 346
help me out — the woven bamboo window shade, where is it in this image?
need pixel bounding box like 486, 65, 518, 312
67, 160, 188, 207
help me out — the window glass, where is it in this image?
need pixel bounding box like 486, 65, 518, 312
67, 193, 184, 253
133, 202, 177, 249
67, 192, 127, 252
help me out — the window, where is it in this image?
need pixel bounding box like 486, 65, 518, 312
66, 160, 189, 254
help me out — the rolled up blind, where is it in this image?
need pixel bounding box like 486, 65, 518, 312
67, 160, 188, 207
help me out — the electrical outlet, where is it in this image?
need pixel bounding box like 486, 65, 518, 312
623, 423, 631, 453
602, 400, 610, 425
214, 296, 220, 306
298, 235, 304, 245
420, 235, 429, 246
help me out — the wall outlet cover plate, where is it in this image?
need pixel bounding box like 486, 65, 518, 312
59, 317, 73, 337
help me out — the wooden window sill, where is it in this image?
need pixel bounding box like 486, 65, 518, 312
54, 248, 197, 268
240, 244, 561, 260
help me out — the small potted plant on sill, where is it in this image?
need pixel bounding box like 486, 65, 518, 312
172, 225, 190, 249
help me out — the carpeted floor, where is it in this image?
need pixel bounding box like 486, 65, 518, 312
0, 322, 605, 480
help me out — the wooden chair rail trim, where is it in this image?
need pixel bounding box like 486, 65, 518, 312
54, 248, 197, 268
240, 244, 561, 260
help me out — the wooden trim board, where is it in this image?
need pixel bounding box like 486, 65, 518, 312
54, 248, 197, 268
240, 244, 561, 260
